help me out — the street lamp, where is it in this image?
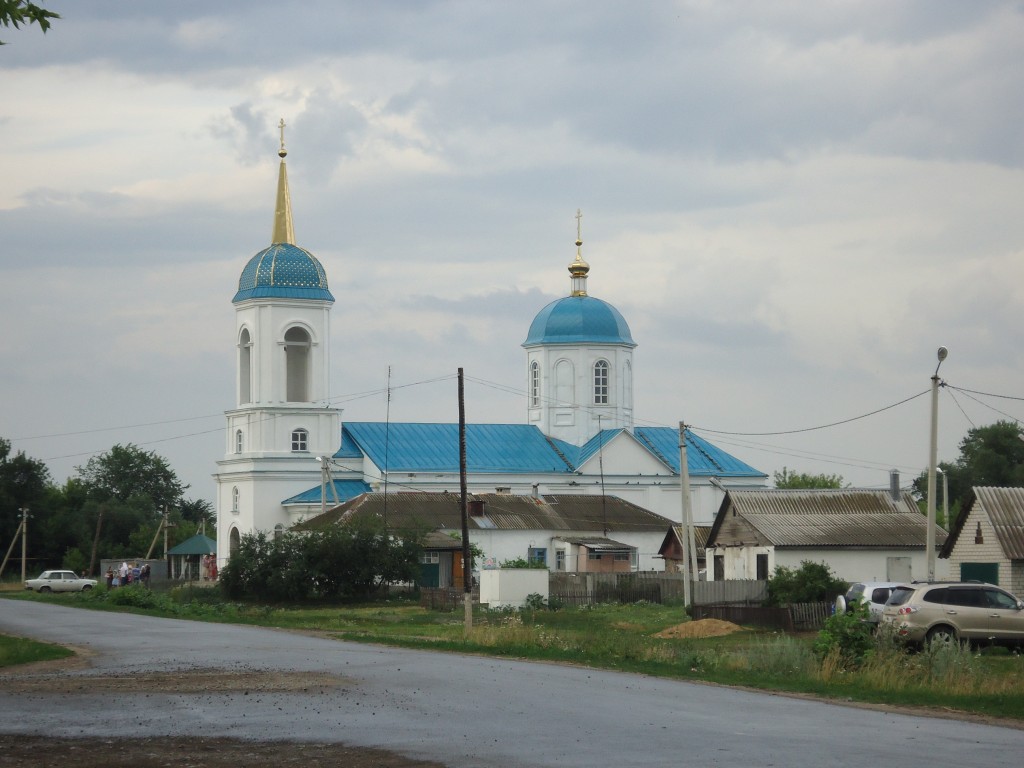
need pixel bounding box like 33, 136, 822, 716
926, 346, 948, 581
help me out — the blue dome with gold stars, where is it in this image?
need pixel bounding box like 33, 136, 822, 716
232, 243, 334, 303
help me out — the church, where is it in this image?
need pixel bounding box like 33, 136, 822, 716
214, 135, 767, 566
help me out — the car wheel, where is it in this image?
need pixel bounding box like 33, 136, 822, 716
926, 625, 958, 649
38, 586, 51, 593
81, 584, 92, 591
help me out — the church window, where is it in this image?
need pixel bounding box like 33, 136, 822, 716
284, 326, 311, 402
291, 428, 309, 452
274, 523, 285, 541
229, 527, 240, 557
239, 328, 252, 405
231, 486, 239, 514
530, 361, 540, 407
594, 360, 609, 404
623, 360, 632, 407
235, 429, 243, 454
555, 359, 574, 406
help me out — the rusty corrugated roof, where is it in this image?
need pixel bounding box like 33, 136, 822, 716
718, 489, 946, 549
295, 492, 673, 534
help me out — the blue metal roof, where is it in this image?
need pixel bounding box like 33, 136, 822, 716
523, 296, 636, 347
633, 427, 767, 478
233, 243, 334, 303
337, 422, 764, 479
339, 422, 577, 474
282, 479, 372, 506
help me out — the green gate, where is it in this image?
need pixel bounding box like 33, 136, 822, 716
960, 562, 999, 584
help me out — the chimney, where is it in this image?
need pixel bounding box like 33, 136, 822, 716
889, 469, 900, 502
469, 499, 485, 517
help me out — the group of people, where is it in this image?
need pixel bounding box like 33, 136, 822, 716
105, 561, 151, 588
201, 554, 218, 581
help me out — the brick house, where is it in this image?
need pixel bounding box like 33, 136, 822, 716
940, 486, 1024, 596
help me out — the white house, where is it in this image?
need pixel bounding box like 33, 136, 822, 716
940, 486, 1024, 596
705, 488, 949, 584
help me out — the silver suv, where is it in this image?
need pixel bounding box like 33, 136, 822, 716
881, 581, 1024, 648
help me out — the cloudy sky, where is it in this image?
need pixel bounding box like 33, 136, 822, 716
3, 1, 1023, 504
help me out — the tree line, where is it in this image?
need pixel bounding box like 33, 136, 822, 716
0, 438, 213, 577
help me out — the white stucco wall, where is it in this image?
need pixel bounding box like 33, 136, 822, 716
479, 568, 550, 608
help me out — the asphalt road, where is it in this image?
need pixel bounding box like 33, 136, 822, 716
2, 601, 1023, 768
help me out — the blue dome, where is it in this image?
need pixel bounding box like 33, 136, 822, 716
523, 296, 636, 347
233, 243, 334, 303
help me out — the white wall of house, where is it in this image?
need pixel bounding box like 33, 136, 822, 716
466, 529, 667, 572
706, 546, 947, 584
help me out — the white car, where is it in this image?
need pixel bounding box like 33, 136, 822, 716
839, 581, 903, 624
24, 570, 98, 593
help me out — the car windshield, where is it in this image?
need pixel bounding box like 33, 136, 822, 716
885, 586, 915, 606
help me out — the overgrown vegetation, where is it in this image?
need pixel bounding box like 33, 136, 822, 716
766, 560, 847, 606
219, 519, 426, 601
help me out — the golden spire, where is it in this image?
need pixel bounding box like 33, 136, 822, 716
271, 118, 295, 245
568, 208, 590, 296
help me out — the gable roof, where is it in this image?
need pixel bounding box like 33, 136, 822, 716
337, 422, 765, 480
940, 486, 1024, 560
707, 489, 947, 549
295, 492, 674, 534
659, 525, 713, 559
339, 423, 577, 473
167, 534, 217, 556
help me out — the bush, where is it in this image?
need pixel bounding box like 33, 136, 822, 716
813, 601, 874, 667
220, 519, 427, 602
766, 561, 847, 606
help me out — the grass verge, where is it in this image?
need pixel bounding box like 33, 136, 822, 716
0, 632, 74, 668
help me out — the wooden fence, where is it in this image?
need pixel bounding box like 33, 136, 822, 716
694, 601, 832, 631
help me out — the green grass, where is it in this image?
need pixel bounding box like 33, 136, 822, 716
4, 589, 1023, 722
0, 632, 74, 668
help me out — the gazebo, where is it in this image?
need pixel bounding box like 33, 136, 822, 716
167, 534, 217, 581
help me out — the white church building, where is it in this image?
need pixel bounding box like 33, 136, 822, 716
215, 138, 767, 567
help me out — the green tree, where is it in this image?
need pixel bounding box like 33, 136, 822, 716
912, 421, 1024, 527
0, 1, 59, 44
76, 444, 187, 511
766, 560, 847, 606
773, 467, 845, 489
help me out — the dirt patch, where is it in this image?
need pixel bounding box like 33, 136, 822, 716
0, 735, 446, 768
0, 668, 352, 694
654, 618, 745, 639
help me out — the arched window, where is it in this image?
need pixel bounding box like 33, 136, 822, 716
555, 359, 574, 407
284, 326, 311, 402
238, 328, 252, 405
594, 360, 609, 404
235, 429, 244, 454
530, 361, 540, 407
231, 486, 239, 513
229, 527, 240, 557
291, 428, 309, 452
623, 360, 632, 407
274, 523, 285, 541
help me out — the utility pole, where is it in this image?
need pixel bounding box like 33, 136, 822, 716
678, 424, 693, 610
458, 368, 472, 633
20, 506, 28, 583
927, 347, 948, 581
1, 509, 28, 579
88, 506, 104, 576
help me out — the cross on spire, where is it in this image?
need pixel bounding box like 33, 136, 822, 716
278, 118, 287, 158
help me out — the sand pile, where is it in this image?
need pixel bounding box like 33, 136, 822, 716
654, 618, 744, 639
